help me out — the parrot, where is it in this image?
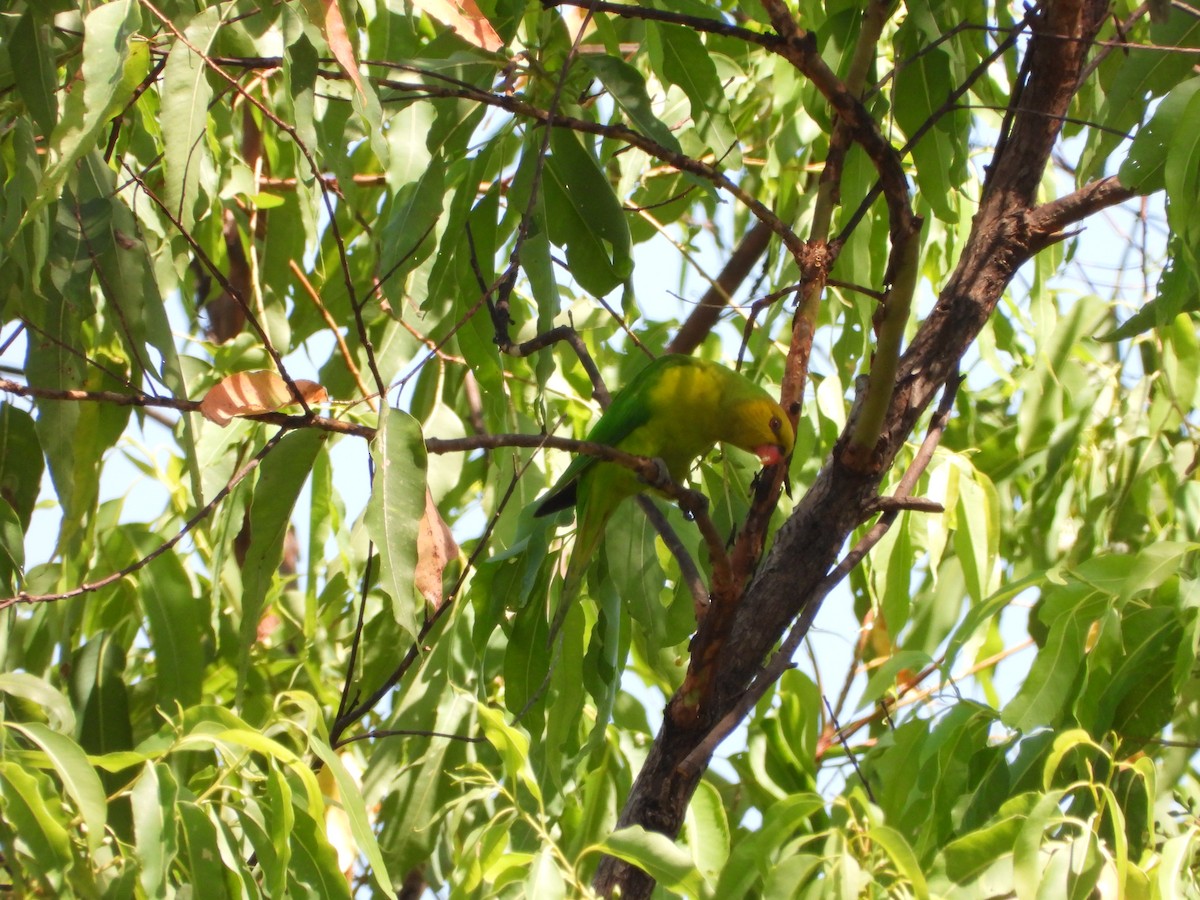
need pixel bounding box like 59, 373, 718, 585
534, 354, 795, 635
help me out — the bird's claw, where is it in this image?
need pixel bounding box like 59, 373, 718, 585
639, 456, 671, 489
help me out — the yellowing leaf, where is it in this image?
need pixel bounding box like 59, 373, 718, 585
321, 0, 366, 99
416, 488, 458, 609
410, 0, 503, 52
199, 372, 328, 426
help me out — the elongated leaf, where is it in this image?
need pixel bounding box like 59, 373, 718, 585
366, 407, 427, 639
646, 22, 738, 161
592, 826, 705, 897
9, 11, 59, 138
161, 8, 218, 230
240, 429, 324, 684
136, 541, 205, 711
308, 738, 396, 894
0, 673, 75, 734
0, 761, 74, 883
1080, 11, 1200, 181
131, 763, 179, 899
542, 129, 632, 297
19, 0, 140, 234
1002, 611, 1089, 732
0, 499, 23, 596
8, 721, 108, 853
1164, 88, 1200, 244
177, 802, 231, 898
0, 403, 41, 532
684, 780, 729, 888
583, 55, 682, 154
288, 803, 353, 899
867, 826, 929, 899
893, 37, 965, 222
1120, 76, 1200, 193
262, 767, 294, 898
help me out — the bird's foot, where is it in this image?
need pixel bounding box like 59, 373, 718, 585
639, 456, 672, 490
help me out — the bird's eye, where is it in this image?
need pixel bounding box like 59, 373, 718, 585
770, 416, 781, 434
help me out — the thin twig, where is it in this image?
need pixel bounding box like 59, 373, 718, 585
823, 695, 875, 803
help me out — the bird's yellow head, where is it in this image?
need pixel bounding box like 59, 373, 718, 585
727, 396, 794, 466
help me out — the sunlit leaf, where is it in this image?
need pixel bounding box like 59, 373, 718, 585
199, 371, 328, 426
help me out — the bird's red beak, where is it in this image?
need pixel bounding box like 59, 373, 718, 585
754, 444, 786, 466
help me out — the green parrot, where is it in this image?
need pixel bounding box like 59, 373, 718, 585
534, 354, 795, 628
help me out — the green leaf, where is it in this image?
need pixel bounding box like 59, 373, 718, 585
21, 0, 141, 235
1079, 11, 1200, 181
308, 737, 396, 895
0, 395, 47, 533
476, 703, 541, 804
583, 55, 683, 154
684, 780, 729, 888
131, 763, 179, 899
940, 793, 1039, 886
592, 826, 705, 897
524, 847, 567, 900
240, 428, 324, 684
542, 128, 633, 297
9, 10, 59, 139
953, 460, 999, 605
892, 38, 965, 222
161, 7, 219, 230
645, 22, 739, 162
379, 159, 447, 295
7, 721, 108, 853
177, 801, 232, 898
715, 794, 827, 898
1119, 76, 1200, 193
0, 761, 74, 883
1164, 88, 1200, 244
1001, 610, 1090, 733
0, 498, 23, 596
261, 766, 294, 898
366, 407, 428, 639
124, 530, 205, 711
0, 673, 76, 734
288, 803, 353, 899
1119, 541, 1198, 601
867, 826, 929, 899
69, 635, 134, 772
386, 101, 434, 187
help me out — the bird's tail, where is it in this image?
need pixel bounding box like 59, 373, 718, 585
545, 510, 605, 646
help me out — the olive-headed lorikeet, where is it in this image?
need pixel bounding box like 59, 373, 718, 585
534, 354, 794, 631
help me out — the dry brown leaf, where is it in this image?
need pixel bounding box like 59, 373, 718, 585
322, 0, 367, 99
416, 488, 458, 609
410, 0, 503, 52
199, 371, 328, 426
203, 209, 250, 343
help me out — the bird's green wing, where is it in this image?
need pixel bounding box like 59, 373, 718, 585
533, 358, 685, 516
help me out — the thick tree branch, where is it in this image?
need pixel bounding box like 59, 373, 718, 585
667, 221, 773, 355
